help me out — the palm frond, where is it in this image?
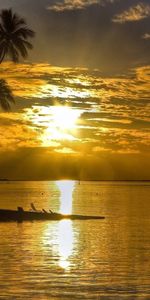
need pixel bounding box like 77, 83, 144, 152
8, 43, 19, 62
0, 79, 15, 111
0, 8, 35, 63
14, 27, 35, 39
13, 39, 28, 58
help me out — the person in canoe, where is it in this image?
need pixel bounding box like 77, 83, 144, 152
30, 203, 37, 211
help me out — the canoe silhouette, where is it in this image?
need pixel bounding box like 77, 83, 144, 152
0, 208, 105, 222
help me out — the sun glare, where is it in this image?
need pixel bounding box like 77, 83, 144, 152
24, 105, 82, 146
41, 106, 82, 145
51, 106, 81, 130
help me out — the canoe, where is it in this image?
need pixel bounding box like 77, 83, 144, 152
0, 208, 105, 222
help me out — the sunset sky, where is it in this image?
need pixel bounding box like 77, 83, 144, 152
0, 0, 150, 180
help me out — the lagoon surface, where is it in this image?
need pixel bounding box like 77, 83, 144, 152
0, 181, 150, 299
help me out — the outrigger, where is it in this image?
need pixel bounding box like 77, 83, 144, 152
0, 204, 105, 222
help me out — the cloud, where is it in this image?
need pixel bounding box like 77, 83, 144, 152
0, 114, 39, 150
47, 0, 99, 11
113, 3, 150, 23
142, 33, 150, 39
55, 147, 77, 153
46, 0, 117, 12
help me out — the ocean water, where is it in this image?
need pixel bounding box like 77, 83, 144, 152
0, 180, 150, 300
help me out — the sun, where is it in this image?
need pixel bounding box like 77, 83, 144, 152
23, 105, 82, 146
51, 106, 81, 130
24, 105, 82, 146
41, 106, 82, 146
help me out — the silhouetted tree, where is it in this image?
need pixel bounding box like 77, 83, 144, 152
0, 9, 35, 111
0, 8, 35, 63
0, 79, 14, 111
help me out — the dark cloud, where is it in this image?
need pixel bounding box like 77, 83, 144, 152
0, 0, 149, 72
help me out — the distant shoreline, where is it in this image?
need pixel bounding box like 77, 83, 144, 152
0, 179, 149, 182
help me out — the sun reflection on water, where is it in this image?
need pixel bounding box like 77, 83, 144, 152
43, 181, 77, 270
56, 180, 75, 215
57, 220, 74, 269
56, 181, 75, 269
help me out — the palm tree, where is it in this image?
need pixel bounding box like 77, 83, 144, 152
0, 79, 14, 111
0, 9, 35, 111
0, 8, 35, 63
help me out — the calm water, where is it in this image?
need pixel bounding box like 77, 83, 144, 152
0, 181, 150, 300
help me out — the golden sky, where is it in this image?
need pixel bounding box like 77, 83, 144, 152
0, 0, 150, 179
0, 62, 149, 180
